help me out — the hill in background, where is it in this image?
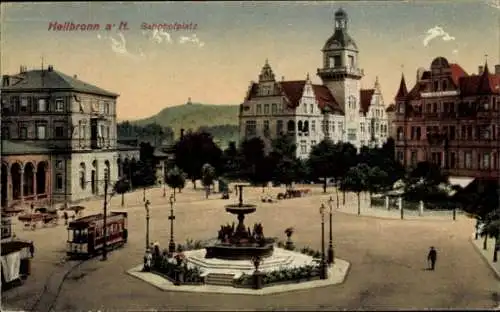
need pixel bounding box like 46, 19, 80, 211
131, 103, 240, 147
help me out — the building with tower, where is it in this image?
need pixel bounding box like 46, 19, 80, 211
393, 56, 500, 179
238, 8, 389, 159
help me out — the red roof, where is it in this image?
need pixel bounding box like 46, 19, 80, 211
449, 63, 468, 85
244, 79, 343, 114
312, 84, 343, 114
280, 80, 306, 108
360, 89, 374, 114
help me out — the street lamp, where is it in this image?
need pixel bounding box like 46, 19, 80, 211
168, 194, 176, 253
319, 204, 328, 280
144, 200, 151, 249
102, 175, 110, 261
143, 187, 146, 202
327, 196, 335, 265
163, 179, 167, 197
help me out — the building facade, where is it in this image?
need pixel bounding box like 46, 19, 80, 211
1, 65, 138, 207
238, 9, 389, 159
393, 57, 500, 179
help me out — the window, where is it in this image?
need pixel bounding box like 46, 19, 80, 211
276, 120, 283, 135
483, 153, 491, 169
311, 120, 316, 133
410, 151, 418, 166
397, 127, 404, 140
106, 126, 110, 139
426, 103, 431, 113
38, 99, 47, 112
449, 126, 456, 140
55, 126, 64, 138
256, 105, 262, 115
263, 120, 270, 137
360, 123, 365, 133
10, 96, 20, 112
271, 103, 277, 114
56, 174, 64, 190
432, 103, 438, 113
442, 80, 448, 91
245, 120, 257, 137
1, 127, 9, 139
105, 102, 110, 114
493, 97, 498, 111
20, 98, 28, 112
310, 104, 314, 114
264, 104, 270, 114
433, 81, 439, 91
467, 126, 472, 140
300, 140, 307, 154
347, 129, 356, 141
464, 152, 472, 169
333, 55, 341, 67
329, 57, 335, 68
311, 140, 317, 147
36, 125, 47, 139
461, 126, 466, 139
331, 122, 335, 133
348, 55, 354, 68
338, 122, 344, 133
19, 127, 27, 139
79, 163, 86, 190
55, 99, 64, 112
450, 152, 456, 169
55, 160, 63, 170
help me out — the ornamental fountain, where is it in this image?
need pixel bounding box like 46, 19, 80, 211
204, 185, 275, 260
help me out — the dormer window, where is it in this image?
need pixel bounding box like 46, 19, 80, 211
433, 81, 439, 92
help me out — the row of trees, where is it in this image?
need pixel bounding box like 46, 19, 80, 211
117, 121, 174, 146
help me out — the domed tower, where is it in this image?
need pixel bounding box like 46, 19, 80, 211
317, 8, 363, 115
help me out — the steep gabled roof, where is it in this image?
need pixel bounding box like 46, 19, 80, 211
359, 89, 374, 114
2, 69, 119, 97
449, 63, 468, 85
280, 80, 306, 108
312, 84, 343, 115
395, 74, 408, 100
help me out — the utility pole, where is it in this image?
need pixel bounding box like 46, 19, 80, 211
327, 196, 334, 265
102, 175, 109, 261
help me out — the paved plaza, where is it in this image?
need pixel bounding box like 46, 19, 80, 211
2, 183, 499, 311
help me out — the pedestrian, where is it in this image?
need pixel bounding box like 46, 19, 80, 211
63, 212, 69, 225
427, 246, 437, 270
29, 241, 35, 258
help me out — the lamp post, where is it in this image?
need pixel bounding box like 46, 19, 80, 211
101, 175, 109, 261
163, 179, 167, 197
144, 200, 151, 249
168, 194, 176, 253
327, 196, 335, 265
319, 204, 328, 280
143, 187, 146, 202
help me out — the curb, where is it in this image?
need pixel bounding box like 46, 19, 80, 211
469, 236, 500, 280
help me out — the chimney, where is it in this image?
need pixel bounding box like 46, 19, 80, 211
180, 128, 185, 140
2, 75, 10, 87
479, 66, 484, 75
495, 65, 500, 75
48, 65, 53, 72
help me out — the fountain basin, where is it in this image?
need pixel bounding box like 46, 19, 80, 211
225, 204, 256, 215
205, 238, 275, 260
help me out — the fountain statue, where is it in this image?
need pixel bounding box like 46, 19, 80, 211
205, 185, 275, 260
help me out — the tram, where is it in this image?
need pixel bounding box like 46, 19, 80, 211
66, 212, 128, 258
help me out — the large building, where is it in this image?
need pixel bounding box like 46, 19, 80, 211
393, 57, 500, 179
238, 9, 389, 159
1, 65, 138, 208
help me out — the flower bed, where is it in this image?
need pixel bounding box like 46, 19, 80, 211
234, 264, 321, 288
151, 256, 204, 285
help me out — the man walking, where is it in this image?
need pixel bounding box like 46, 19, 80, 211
427, 246, 437, 270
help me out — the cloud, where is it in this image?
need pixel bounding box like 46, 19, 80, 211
178, 34, 205, 47
423, 26, 456, 47
486, 0, 500, 9
97, 32, 145, 60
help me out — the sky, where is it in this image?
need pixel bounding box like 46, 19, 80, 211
1, 1, 499, 120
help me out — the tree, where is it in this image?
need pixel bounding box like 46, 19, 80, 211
341, 163, 370, 215
366, 166, 389, 207
174, 131, 222, 189
201, 163, 217, 198
240, 137, 266, 183
269, 135, 300, 188
165, 166, 186, 201
221, 141, 241, 180
404, 161, 450, 205
337, 142, 358, 204
113, 178, 131, 207
307, 139, 337, 193
481, 209, 500, 262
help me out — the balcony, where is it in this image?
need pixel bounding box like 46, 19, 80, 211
317, 66, 364, 78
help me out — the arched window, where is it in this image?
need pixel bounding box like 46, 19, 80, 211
287, 120, 295, 133
79, 163, 86, 190
298, 120, 303, 132
303, 121, 309, 133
